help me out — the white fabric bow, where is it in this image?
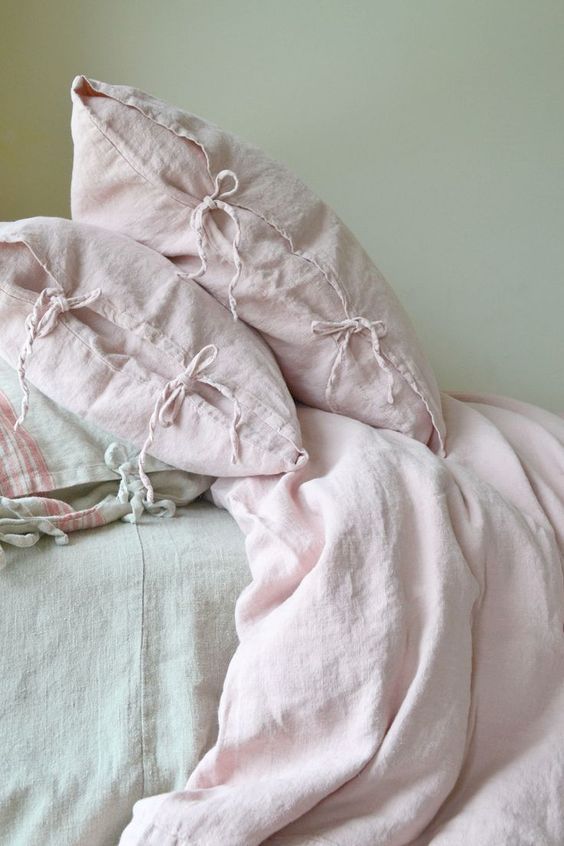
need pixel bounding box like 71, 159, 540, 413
312, 316, 396, 404
138, 344, 241, 504
185, 169, 243, 321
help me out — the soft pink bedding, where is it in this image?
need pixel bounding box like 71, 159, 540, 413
3, 74, 562, 846
119, 393, 564, 845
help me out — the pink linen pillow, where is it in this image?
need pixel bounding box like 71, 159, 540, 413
70, 75, 445, 454
0, 354, 212, 501
0, 217, 306, 499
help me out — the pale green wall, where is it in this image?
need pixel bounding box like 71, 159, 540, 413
1, 0, 563, 410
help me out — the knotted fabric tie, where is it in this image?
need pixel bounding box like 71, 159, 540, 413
185, 169, 242, 321
15, 286, 102, 429
138, 344, 241, 504
312, 316, 396, 404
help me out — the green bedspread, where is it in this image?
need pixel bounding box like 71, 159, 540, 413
0, 501, 249, 846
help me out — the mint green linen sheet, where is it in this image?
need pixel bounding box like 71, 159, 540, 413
0, 500, 249, 846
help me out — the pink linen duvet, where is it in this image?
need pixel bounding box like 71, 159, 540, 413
70, 76, 564, 845
120, 393, 564, 846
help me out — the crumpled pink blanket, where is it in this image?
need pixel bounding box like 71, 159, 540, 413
120, 392, 564, 846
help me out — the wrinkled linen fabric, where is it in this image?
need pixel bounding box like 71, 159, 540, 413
0, 217, 306, 479
0, 501, 249, 846
119, 395, 564, 846
70, 76, 444, 453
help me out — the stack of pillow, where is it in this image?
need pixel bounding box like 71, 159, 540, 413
0, 75, 445, 504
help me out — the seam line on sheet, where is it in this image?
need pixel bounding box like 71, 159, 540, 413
135, 521, 148, 798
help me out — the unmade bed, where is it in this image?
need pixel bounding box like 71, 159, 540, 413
1, 74, 563, 846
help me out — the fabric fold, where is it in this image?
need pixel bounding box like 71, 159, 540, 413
119, 400, 564, 845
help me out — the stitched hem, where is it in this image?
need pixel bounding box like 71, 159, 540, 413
135, 522, 148, 798
384, 347, 446, 456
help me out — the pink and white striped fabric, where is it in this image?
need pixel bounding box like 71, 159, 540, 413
0, 387, 53, 498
